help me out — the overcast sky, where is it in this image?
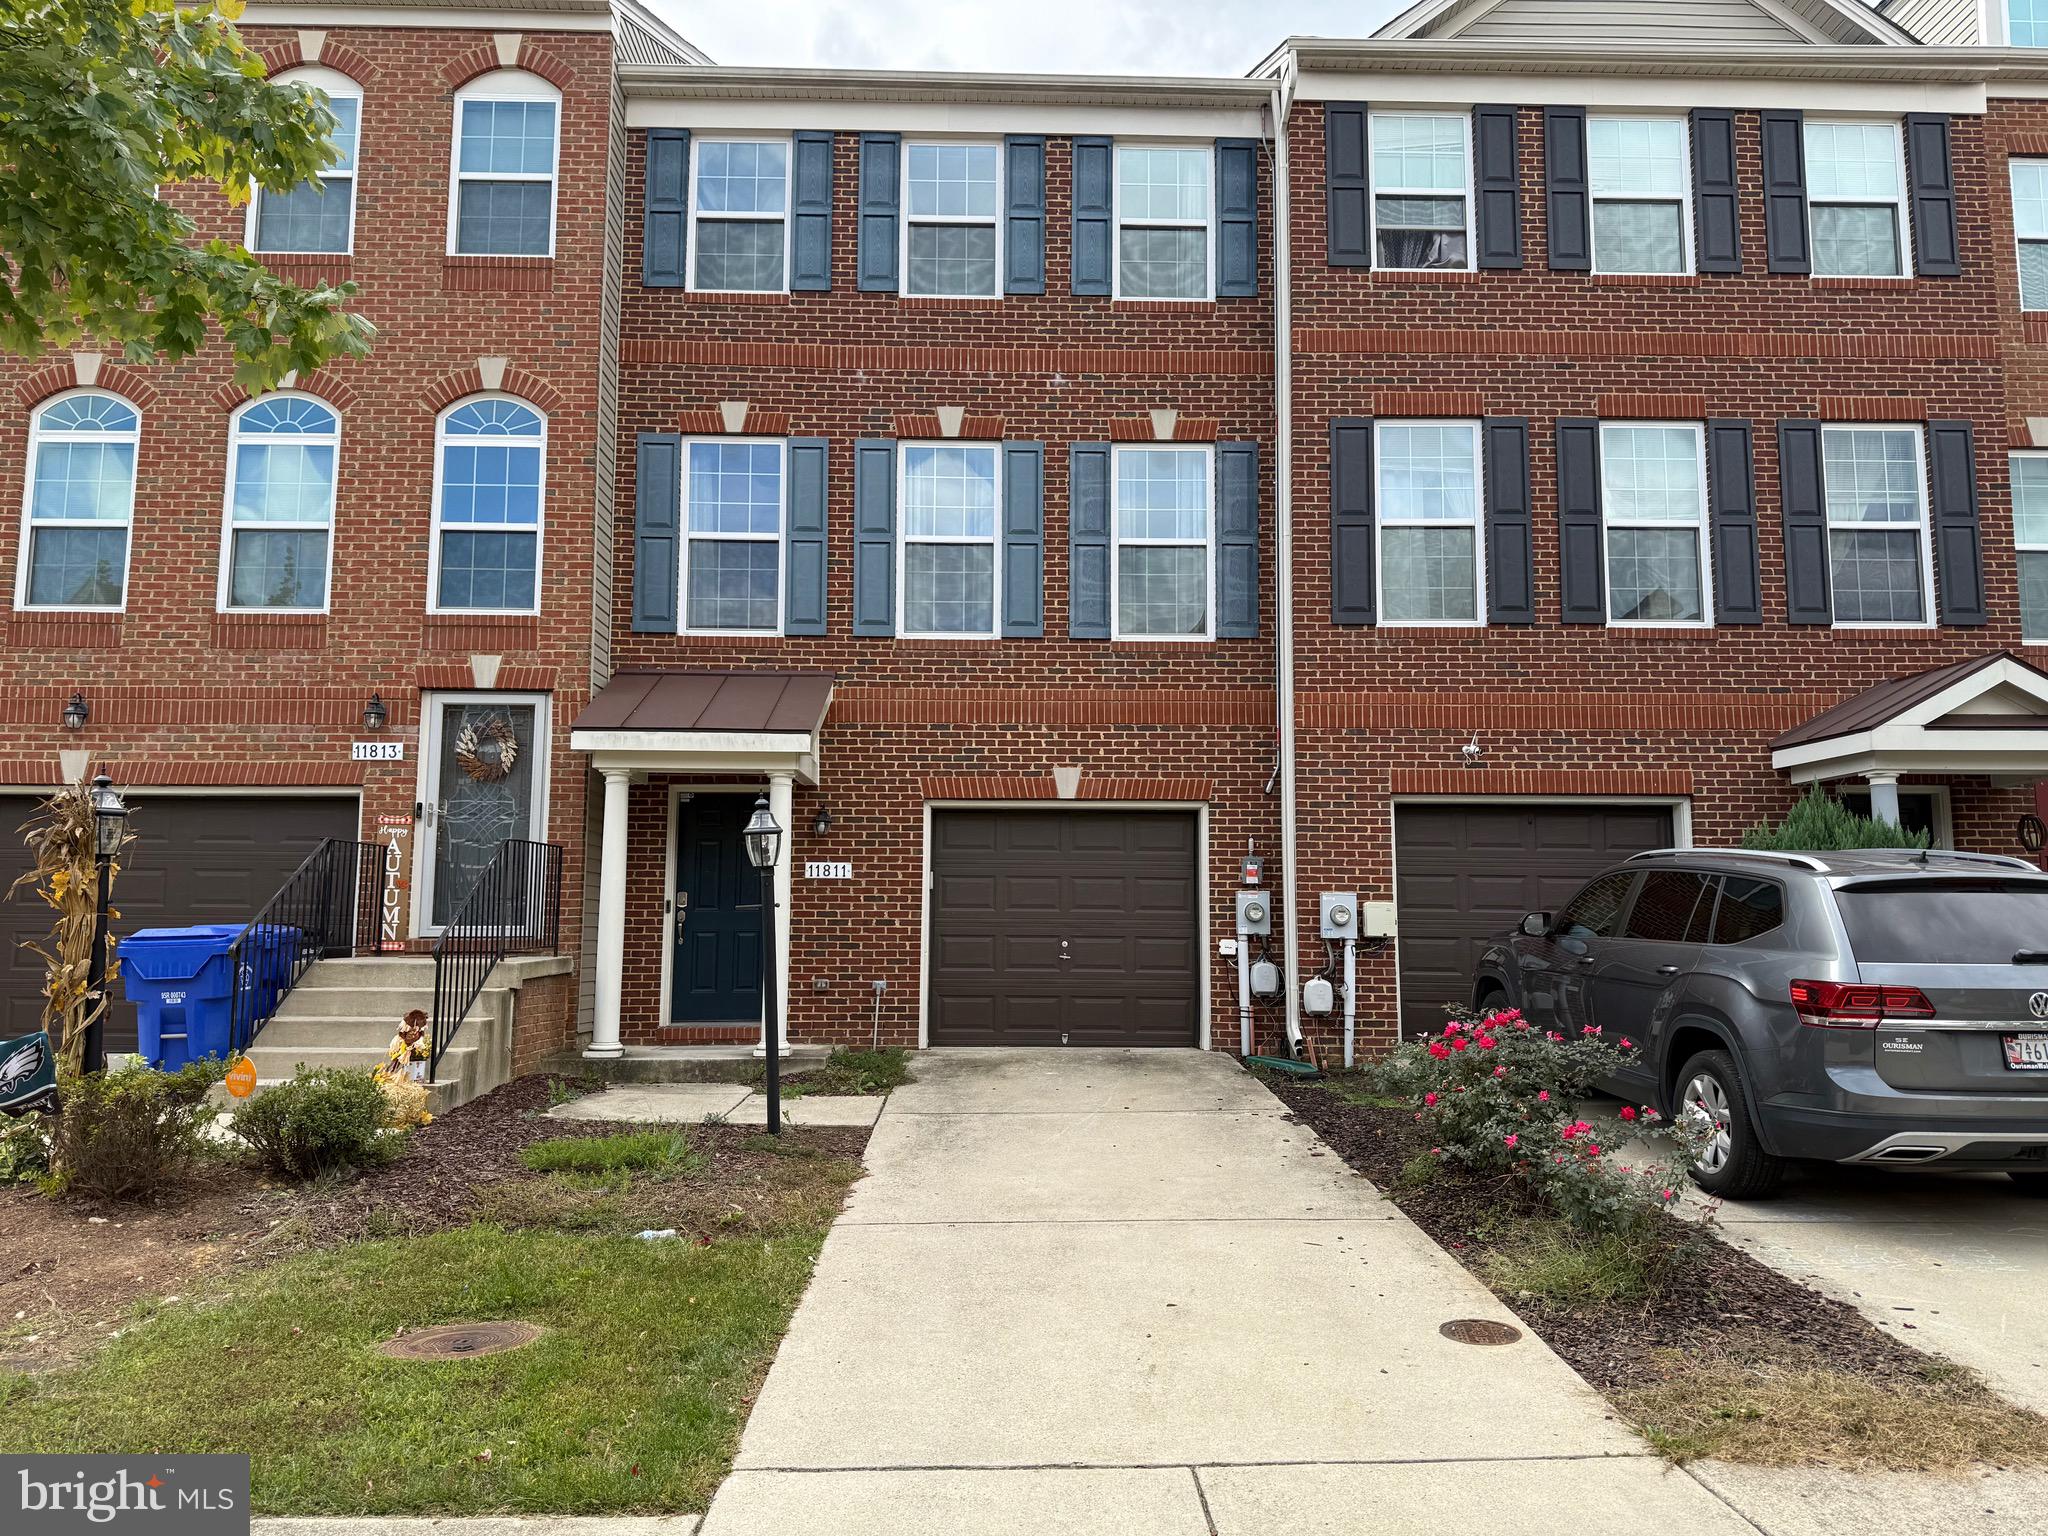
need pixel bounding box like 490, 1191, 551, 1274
649, 1, 1411, 76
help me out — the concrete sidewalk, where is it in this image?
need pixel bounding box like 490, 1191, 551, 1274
694, 1048, 1752, 1535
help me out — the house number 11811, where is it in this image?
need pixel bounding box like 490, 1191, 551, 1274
804, 861, 853, 879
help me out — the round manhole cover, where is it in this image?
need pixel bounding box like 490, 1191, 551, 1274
1439, 1318, 1523, 1346
379, 1322, 544, 1361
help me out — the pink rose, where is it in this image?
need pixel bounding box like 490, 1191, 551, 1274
1537, 1090, 1550, 1103
1424, 1091, 1438, 1106
1503, 1134, 1519, 1149
1619, 1106, 1637, 1122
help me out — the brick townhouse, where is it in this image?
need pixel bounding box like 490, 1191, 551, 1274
14, 0, 2048, 1076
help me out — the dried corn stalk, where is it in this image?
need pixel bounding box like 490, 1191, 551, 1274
9, 776, 134, 1076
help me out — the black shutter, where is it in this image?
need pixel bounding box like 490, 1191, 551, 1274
1905, 114, 1961, 278
630, 433, 680, 633
1071, 137, 1113, 296
784, 437, 829, 635
1690, 108, 1742, 274
1004, 136, 1046, 295
1216, 441, 1260, 637
790, 131, 834, 292
1330, 418, 1375, 625
1001, 441, 1045, 637
1928, 420, 1987, 625
856, 133, 901, 292
1068, 443, 1112, 637
852, 439, 896, 635
1760, 110, 1811, 275
641, 128, 688, 287
1777, 420, 1831, 624
1544, 107, 1591, 272
1483, 417, 1533, 624
1555, 417, 1605, 622
1706, 419, 1762, 625
1325, 103, 1371, 268
1473, 105, 1524, 271
1216, 139, 1260, 297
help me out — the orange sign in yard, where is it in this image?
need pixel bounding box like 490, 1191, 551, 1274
224, 1055, 258, 1099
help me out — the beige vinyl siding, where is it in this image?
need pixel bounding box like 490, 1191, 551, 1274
592, 67, 626, 693
1457, 0, 1809, 43
1879, 0, 1986, 44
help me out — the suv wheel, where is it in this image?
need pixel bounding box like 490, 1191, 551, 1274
2010, 1173, 2048, 1198
1675, 1048, 1785, 1200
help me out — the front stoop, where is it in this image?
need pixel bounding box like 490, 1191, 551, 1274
245, 953, 575, 1111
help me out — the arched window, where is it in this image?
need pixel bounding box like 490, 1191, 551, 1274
251, 67, 361, 255
431, 396, 544, 613
18, 391, 139, 610
222, 394, 339, 611
449, 70, 559, 257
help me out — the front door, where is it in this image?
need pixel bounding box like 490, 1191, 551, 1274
670, 795, 764, 1024
418, 695, 547, 933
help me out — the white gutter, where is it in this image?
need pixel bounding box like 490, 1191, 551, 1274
1270, 48, 1303, 1057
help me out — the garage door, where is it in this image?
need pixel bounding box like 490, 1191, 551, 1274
1393, 803, 1674, 1040
1, 794, 359, 1051
929, 809, 1199, 1047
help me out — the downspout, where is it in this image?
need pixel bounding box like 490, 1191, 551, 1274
1269, 52, 1302, 1056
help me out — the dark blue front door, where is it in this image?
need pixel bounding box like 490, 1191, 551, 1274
671, 795, 764, 1024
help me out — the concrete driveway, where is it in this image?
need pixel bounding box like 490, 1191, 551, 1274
696, 1048, 1750, 1536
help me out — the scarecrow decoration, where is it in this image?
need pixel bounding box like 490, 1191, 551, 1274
375, 1008, 434, 1127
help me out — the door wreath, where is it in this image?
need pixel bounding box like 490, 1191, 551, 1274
453, 714, 520, 782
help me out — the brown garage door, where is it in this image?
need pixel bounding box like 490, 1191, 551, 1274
1394, 803, 1674, 1040
929, 809, 1199, 1047
1, 794, 359, 1050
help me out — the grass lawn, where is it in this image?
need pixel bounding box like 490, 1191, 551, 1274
750, 1047, 911, 1100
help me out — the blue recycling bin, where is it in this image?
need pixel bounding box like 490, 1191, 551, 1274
119, 925, 245, 1069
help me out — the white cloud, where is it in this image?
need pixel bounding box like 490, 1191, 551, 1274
649, 0, 1408, 76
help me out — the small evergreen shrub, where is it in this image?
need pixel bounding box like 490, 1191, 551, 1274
48, 1059, 225, 1201
232, 1066, 394, 1181
0, 1113, 53, 1183
1741, 785, 1929, 852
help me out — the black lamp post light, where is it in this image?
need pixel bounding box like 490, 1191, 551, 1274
361, 693, 389, 732
83, 773, 128, 1076
61, 692, 89, 731
743, 793, 784, 1135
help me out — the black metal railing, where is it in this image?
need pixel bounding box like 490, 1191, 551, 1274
226, 838, 386, 1055
430, 839, 565, 1080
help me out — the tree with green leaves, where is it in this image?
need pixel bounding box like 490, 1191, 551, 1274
1740, 784, 1929, 852
0, 0, 375, 392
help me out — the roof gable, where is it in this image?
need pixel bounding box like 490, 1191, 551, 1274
1375, 0, 1918, 46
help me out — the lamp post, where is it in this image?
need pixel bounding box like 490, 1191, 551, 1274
82, 774, 128, 1076
742, 793, 784, 1135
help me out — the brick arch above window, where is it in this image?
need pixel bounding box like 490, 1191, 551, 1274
211, 370, 361, 415
420, 363, 565, 417
255, 38, 380, 85
440, 39, 575, 93
14, 360, 158, 411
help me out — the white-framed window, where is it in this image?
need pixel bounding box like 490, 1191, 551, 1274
17, 390, 139, 611
1821, 425, 1932, 628
682, 437, 784, 634
1588, 117, 1692, 276
1368, 111, 1472, 272
688, 137, 791, 294
1374, 420, 1484, 626
1112, 444, 1212, 638
903, 141, 1000, 298
431, 396, 544, 614
448, 70, 558, 257
900, 443, 999, 637
2013, 160, 2048, 310
250, 67, 360, 255
220, 394, 338, 613
1599, 422, 1710, 626
1114, 145, 1211, 301
2013, 1, 2048, 46
2012, 452, 2048, 642
1804, 121, 1911, 279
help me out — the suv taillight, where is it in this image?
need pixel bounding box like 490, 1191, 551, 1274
1789, 979, 1936, 1029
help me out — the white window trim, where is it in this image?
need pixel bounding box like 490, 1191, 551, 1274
248, 66, 361, 258
2013, 159, 2048, 312
1821, 422, 1935, 632
217, 393, 339, 616
679, 435, 786, 637
445, 69, 560, 259
897, 440, 1001, 638
2012, 450, 2048, 642
1587, 115, 1695, 278
1599, 420, 1713, 630
684, 134, 794, 296
1372, 418, 1487, 629
1365, 109, 1476, 275
1111, 141, 1215, 303
1110, 442, 1214, 641
427, 393, 547, 617
15, 388, 139, 614
1804, 119, 1914, 281
900, 138, 1003, 300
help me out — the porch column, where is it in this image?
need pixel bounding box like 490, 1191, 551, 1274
586, 766, 631, 1059
1865, 772, 1903, 828
767, 770, 794, 1051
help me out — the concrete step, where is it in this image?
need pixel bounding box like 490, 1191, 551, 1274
273, 985, 439, 1021
295, 956, 440, 987
258, 1017, 403, 1049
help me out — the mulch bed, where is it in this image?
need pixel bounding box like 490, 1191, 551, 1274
1266, 1075, 1937, 1394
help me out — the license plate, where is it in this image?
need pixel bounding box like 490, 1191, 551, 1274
2004, 1034, 2048, 1071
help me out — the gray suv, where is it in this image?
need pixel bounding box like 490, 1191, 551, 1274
1472, 847, 2048, 1199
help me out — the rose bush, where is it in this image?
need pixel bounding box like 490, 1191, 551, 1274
1368, 1006, 1694, 1239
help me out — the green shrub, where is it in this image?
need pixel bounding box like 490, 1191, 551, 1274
47, 1059, 225, 1201
519, 1130, 698, 1175
231, 1066, 393, 1181
0, 1113, 53, 1183
1741, 784, 1929, 852
757, 1046, 912, 1099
